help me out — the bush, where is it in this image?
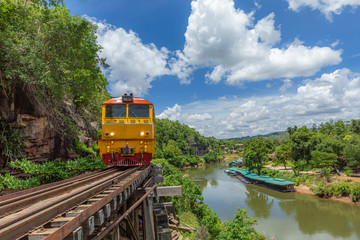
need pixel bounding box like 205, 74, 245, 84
0, 173, 41, 190
73, 142, 95, 155
310, 181, 333, 198
333, 181, 351, 197
350, 184, 360, 202
5, 157, 106, 190
0, 119, 27, 167
218, 208, 265, 240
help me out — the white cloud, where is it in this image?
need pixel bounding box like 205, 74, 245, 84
186, 113, 213, 122
157, 104, 182, 121
172, 0, 342, 86
279, 79, 293, 92
157, 105, 213, 124
86, 16, 171, 97
286, 0, 360, 21
158, 68, 360, 138
331, 40, 340, 48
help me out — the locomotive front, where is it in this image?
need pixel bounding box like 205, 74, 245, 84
98, 94, 156, 166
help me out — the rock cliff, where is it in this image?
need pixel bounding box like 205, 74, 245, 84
0, 80, 99, 166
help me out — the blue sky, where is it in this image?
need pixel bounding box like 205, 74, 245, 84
67, 0, 360, 138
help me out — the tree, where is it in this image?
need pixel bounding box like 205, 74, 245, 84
218, 208, 265, 240
275, 140, 292, 170
290, 126, 317, 162
343, 143, 360, 169
244, 137, 270, 175
203, 150, 219, 163
287, 126, 298, 136
311, 150, 337, 181
350, 119, 360, 134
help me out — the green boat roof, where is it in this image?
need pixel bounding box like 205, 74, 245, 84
229, 167, 295, 186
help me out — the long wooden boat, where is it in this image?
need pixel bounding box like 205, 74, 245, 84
229, 167, 295, 192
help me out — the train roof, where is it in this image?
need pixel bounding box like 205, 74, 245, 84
102, 97, 153, 105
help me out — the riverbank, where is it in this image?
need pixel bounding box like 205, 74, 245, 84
181, 154, 238, 169
294, 184, 359, 206
263, 165, 360, 206
182, 161, 360, 240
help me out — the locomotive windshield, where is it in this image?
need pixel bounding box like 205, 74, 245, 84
128, 105, 149, 118
105, 104, 126, 118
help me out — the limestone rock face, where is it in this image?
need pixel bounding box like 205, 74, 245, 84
0, 83, 97, 163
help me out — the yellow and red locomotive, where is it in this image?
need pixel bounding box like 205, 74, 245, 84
98, 94, 156, 166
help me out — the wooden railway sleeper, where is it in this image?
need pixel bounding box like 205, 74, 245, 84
38, 166, 150, 240
0, 167, 143, 240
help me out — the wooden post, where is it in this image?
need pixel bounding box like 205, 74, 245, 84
143, 196, 155, 240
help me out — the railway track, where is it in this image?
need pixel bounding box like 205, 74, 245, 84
0, 166, 151, 240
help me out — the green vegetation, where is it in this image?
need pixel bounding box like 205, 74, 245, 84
0, 120, 27, 167
152, 118, 263, 239
0, 0, 110, 161
243, 137, 274, 175
0, 0, 109, 109
244, 119, 360, 177
241, 119, 360, 202
227, 131, 289, 145
218, 209, 265, 240
155, 119, 223, 168
310, 181, 360, 202
153, 159, 263, 240
0, 157, 106, 192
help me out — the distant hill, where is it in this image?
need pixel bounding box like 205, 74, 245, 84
225, 131, 289, 142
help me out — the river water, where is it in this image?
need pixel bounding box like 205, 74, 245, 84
181, 162, 360, 240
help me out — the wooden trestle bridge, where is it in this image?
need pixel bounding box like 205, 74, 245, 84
0, 165, 183, 240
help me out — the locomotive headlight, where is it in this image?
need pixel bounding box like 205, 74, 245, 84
110, 132, 114, 136
140, 132, 145, 136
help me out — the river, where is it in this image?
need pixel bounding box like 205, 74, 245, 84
181, 162, 360, 240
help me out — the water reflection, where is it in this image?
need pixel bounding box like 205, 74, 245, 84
209, 179, 218, 186
182, 162, 360, 240
279, 194, 360, 238
245, 189, 274, 219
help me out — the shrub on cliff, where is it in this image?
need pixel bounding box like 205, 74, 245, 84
0, 0, 110, 159
0, 120, 27, 167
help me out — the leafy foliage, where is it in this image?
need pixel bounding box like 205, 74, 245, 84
350, 184, 360, 202
155, 119, 223, 167
152, 158, 261, 239
218, 208, 265, 240
243, 137, 273, 175
0, 119, 27, 167
0, 173, 41, 190
0, 0, 109, 107
1, 157, 106, 190
270, 119, 360, 178
0, 0, 110, 155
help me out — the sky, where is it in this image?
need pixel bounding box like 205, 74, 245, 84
67, 0, 360, 139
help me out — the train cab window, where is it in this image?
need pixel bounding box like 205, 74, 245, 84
128, 105, 149, 118
105, 105, 126, 118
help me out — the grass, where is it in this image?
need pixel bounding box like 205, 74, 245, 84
177, 211, 200, 240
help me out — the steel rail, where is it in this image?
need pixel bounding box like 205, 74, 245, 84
0, 167, 139, 240
0, 167, 119, 217
94, 183, 157, 240
43, 166, 150, 240
0, 168, 105, 202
